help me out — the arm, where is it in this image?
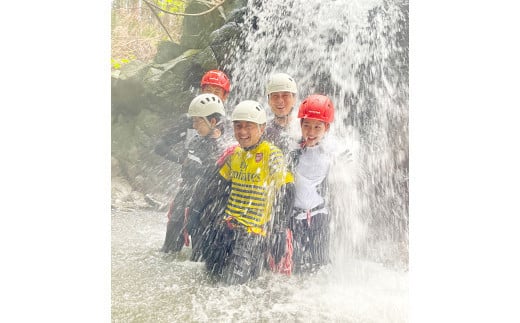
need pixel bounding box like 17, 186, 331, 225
153, 113, 192, 162
273, 183, 295, 231
156, 144, 187, 163
266, 144, 295, 262
271, 182, 295, 263
190, 165, 230, 218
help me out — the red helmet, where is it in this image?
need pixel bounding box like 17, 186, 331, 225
200, 70, 231, 93
297, 94, 334, 123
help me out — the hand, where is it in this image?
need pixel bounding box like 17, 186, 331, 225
166, 149, 186, 163
337, 147, 353, 163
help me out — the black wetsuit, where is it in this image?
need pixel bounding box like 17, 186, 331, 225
189, 140, 295, 284
160, 134, 226, 253
263, 119, 294, 154
154, 113, 194, 163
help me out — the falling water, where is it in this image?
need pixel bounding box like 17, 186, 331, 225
227, 0, 409, 271
112, 0, 409, 321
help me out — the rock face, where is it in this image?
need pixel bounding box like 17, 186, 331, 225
111, 0, 248, 210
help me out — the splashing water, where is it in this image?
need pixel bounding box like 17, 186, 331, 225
112, 0, 409, 321
112, 211, 408, 322
227, 0, 409, 270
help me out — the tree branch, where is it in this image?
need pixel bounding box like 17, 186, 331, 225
143, 0, 174, 42
142, 0, 227, 17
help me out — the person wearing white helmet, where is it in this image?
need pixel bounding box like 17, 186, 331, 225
154, 70, 232, 164
154, 70, 233, 250
264, 72, 300, 153
160, 93, 228, 254
189, 100, 295, 284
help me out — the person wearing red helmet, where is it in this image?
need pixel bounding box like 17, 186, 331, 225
200, 69, 231, 102
154, 70, 231, 164
285, 94, 335, 274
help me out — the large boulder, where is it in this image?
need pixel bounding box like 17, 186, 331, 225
180, 0, 246, 48
111, 0, 249, 211
154, 41, 184, 64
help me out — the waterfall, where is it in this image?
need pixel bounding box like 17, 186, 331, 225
111, 1, 409, 320
227, 0, 409, 270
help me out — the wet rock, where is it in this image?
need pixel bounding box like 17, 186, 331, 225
180, 0, 227, 49
111, 0, 248, 210
210, 22, 244, 65
225, 6, 248, 24
112, 157, 121, 177
117, 60, 149, 82
191, 46, 219, 71
154, 41, 184, 64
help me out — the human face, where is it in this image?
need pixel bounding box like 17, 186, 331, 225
268, 91, 295, 117
301, 118, 329, 147
233, 121, 265, 148
202, 85, 229, 102
192, 117, 212, 137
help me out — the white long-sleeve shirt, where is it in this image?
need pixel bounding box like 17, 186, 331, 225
292, 144, 332, 219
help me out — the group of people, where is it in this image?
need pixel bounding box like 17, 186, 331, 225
154, 70, 337, 285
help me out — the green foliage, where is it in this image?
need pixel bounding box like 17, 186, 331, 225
111, 56, 136, 70
157, 0, 186, 17
111, 1, 185, 71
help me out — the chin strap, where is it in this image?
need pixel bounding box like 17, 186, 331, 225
300, 137, 308, 149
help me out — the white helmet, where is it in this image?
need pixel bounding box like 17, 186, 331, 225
266, 73, 298, 95
231, 100, 267, 124
188, 93, 225, 117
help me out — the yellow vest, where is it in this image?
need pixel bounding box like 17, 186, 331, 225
219, 140, 294, 235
